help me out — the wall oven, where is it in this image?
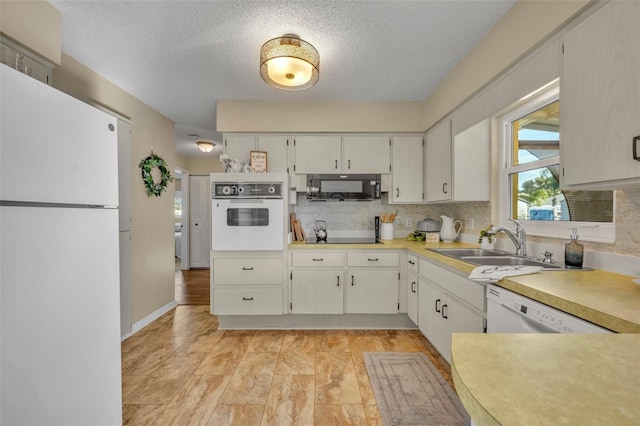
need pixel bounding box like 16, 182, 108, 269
211, 180, 284, 251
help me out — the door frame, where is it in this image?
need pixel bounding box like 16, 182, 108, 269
175, 167, 190, 270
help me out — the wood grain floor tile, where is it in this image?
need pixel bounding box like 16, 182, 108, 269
275, 348, 315, 375
315, 352, 362, 405
122, 375, 147, 400
175, 328, 225, 353
261, 375, 314, 426
376, 329, 421, 352
122, 404, 166, 425
316, 330, 351, 352
219, 352, 279, 404
153, 374, 231, 425
314, 404, 368, 425
247, 330, 285, 352
124, 367, 194, 405
194, 335, 253, 375
207, 404, 265, 426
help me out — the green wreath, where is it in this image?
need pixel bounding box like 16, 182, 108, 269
139, 151, 174, 197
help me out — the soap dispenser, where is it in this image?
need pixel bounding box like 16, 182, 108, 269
565, 228, 584, 269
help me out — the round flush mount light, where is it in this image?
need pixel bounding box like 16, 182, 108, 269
260, 34, 319, 90
196, 141, 215, 153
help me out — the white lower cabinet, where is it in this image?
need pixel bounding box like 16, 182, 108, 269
407, 253, 419, 325
417, 258, 485, 364
290, 269, 344, 314
211, 252, 286, 315
346, 269, 399, 314
290, 250, 400, 315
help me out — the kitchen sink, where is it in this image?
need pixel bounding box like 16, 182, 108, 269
428, 248, 510, 257
461, 255, 564, 269
427, 248, 589, 271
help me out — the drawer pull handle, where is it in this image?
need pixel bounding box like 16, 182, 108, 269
441, 304, 448, 319
351, 275, 355, 286
408, 260, 415, 265
633, 135, 640, 161
335, 159, 338, 169
368, 258, 379, 262
312, 258, 324, 261
242, 267, 254, 271
442, 182, 448, 194
337, 276, 340, 286
242, 297, 254, 301
435, 298, 441, 313
396, 188, 400, 197
411, 281, 416, 293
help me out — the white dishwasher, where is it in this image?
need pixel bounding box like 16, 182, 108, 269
486, 285, 612, 334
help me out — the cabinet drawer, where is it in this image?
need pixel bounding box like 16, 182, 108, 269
419, 258, 484, 312
292, 252, 344, 267
347, 252, 399, 267
407, 253, 419, 273
213, 258, 283, 285
213, 287, 283, 315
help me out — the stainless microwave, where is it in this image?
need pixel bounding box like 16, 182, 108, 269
306, 174, 381, 201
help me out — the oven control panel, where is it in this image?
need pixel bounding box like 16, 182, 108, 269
212, 182, 282, 198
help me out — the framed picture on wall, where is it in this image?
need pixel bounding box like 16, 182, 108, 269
250, 150, 267, 173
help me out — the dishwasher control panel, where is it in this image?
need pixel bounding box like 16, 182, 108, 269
487, 285, 612, 334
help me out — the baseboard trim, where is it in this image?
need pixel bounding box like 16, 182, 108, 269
121, 300, 178, 341
217, 313, 418, 330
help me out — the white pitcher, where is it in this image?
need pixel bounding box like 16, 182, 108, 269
440, 215, 462, 242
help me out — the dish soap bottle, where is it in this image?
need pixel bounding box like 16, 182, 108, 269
565, 228, 584, 269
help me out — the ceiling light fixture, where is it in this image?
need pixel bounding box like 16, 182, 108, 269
260, 34, 319, 90
196, 141, 215, 153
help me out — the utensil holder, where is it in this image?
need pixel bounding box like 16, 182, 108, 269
380, 223, 394, 240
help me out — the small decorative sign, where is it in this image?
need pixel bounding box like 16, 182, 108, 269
250, 150, 267, 173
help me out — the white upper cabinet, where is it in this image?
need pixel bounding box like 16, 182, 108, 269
342, 136, 391, 174
293, 135, 342, 173
224, 134, 289, 173
425, 119, 452, 203
293, 135, 390, 174
561, 0, 640, 190
452, 119, 490, 201
390, 135, 424, 203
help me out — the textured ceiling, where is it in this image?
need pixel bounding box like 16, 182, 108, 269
49, 0, 515, 157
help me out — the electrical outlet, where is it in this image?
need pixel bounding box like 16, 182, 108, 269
406, 218, 413, 228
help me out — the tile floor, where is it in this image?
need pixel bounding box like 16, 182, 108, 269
121, 305, 452, 425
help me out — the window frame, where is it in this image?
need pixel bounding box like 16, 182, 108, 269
498, 82, 615, 243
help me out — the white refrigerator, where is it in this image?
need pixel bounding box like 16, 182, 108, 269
0, 64, 122, 424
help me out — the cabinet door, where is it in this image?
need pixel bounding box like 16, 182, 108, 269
561, 1, 640, 189
391, 136, 424, 203
189, 175, 211, 268
425, 120, 452, 202
342, 136, 390, 174
439, 297, 484, 363
346, 269, 398, 314
294, 135, 342, 173
453, 119, 490, 201
224, 135, 256, 163
257, 135, 289, 174
417, 279, 443, 348
407, 270, 418, 325
291, 269, 344, 314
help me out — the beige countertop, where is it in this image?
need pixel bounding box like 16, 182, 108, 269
451, 333, 640, 426
289, 238, 640, 333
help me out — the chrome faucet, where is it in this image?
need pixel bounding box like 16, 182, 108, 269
486, 219, 527, 256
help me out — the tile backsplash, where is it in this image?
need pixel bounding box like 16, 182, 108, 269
292, 189, 639, 259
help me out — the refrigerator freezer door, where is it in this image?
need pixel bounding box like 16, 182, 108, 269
0, 64, 118, 206
1, 206, 122, 424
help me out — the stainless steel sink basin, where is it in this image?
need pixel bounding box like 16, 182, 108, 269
460, 255, 564, 269
428, 248, 510, 257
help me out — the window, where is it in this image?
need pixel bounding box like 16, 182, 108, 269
499, 81, 614, 243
